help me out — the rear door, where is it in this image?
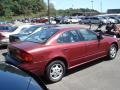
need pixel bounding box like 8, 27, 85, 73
57, 30, 86, 67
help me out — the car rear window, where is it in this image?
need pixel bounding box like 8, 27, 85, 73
19, 26, 41, 35
25, 28, 58, 43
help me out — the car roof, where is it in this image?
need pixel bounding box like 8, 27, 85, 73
50, 25, 87, 31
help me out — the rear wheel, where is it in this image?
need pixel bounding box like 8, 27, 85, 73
45, 60, 66, 83
107, 44, 117, 60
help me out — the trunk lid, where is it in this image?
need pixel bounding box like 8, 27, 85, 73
9, 42, 45, 52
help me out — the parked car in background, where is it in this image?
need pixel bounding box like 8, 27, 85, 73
9, 25, 42, 43
45, 17, 57, 24
9, 24, 58, 42
108, 16, 120, 23
77, 16, 86, 23
106, 16, 118, 24
94, 16, 108, 24
116, 16, 120, 22
80, 16, 108, 24
0, 21, 12, 25
0, 24, 33, 45
59, 16, 70, 24
6, 26, 119, 83
89, 17, 102, 24
80, 17, 91, 24
31, 18, 48, 23
0, 33, 5, 40
0, 24, 16, 32
54, 16, 63, 24
64, 17, 80, 24
0, 24, 17, 45
0, 63, 48, 90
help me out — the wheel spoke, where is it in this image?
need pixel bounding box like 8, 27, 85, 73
110, 46, 117, 58
50, 63, 63, 80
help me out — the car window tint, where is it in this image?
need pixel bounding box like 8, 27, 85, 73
92, 17, 99, 20
79, 29, 97, 41
10, 26, 18, 32
25, 29, 58, 43
0, 26, 17, 31
20, 26, 40, 35
0, 26, 8, 30
70, 30, 82, 41
58, 30, 81, 43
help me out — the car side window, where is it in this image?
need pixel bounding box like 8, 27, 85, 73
93, 17, 99, 20
79, 29, 97, 41
3, 26, 9, 31
57, 30, 81, 43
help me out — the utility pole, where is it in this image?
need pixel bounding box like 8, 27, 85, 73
91, 0, 94, 10
90, 0, 94, 16
48, 0, 50, 24
100, 0, 103, 13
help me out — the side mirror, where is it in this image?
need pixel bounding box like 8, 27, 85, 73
97, 33, 103, 40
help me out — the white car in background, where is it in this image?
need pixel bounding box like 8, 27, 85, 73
65, 17, 80, 24
108, 17, 118, 23
9, 24, 58, 42
90, 17, 108, 24
80, 16, 108, 24
103, 16, 118, 24
80, 17, 91, 24
0, 24, 33, 45
45, 17, 57, 24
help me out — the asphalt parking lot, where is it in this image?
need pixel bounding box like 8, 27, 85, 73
0, 24, 120, 90
0, 46, 120, 90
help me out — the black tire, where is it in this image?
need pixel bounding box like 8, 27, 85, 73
45, 60, 66, 83
107, 44, 117, 60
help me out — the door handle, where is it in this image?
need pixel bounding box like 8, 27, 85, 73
63, 48, 68, 51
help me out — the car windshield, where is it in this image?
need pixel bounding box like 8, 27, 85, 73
19, 26, 41, 35
25, 28, 58, 43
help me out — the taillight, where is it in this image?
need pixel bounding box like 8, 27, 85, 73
0, 33, 5, 40
16, 50, 33, 62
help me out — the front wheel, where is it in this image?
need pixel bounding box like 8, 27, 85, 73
107, 44, 118, 60
45, 60, 66, 83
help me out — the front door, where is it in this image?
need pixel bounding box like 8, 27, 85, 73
78, 29, 101, 62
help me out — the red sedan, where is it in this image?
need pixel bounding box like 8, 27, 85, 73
6, 26, 119, 83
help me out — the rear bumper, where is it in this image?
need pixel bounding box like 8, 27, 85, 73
5, 54, 46, 76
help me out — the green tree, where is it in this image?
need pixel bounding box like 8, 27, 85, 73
49, 3, 56, 16
0, 0, 47, 16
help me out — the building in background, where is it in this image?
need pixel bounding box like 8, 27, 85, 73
72, 11, 100, 16
107, 9, 120, 14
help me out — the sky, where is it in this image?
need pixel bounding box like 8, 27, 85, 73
44, 0, 120, 12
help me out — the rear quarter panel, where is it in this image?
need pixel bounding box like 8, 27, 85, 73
103, 36, 119, 50
27, 45, 69, 74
